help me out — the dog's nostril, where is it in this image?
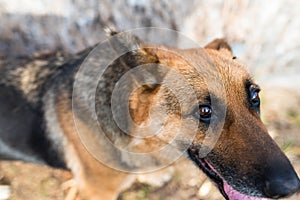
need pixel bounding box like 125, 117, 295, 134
263, 176, 300, 198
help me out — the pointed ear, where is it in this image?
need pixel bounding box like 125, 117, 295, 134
107, 31, 159, 67
104, 32, 166, 125
204, 38, 233, 56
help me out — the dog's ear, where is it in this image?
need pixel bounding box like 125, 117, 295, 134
107, 32, 167, 124
107, 31, 159, 68
129, 84, 161, 125
204, 38, 233, 56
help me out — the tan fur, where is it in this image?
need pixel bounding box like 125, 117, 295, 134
56, 93, 131, 200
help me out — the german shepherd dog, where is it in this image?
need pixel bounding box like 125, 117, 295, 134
0, 30, 299, 200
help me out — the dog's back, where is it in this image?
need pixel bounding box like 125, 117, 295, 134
0, 52, 89, 167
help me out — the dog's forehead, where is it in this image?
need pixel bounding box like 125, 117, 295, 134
163, 47, 252, 100
144, 44, 253, 104
203, 48, 253, 92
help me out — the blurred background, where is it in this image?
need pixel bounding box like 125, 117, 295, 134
0, 0, 299, 199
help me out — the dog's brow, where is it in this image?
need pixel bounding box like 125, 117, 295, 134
199, 93, 225, 107
245, 78, 260, 90
196, 93, 211, 104
204, 95, 211, 102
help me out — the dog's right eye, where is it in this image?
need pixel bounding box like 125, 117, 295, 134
194, 105, 212, 122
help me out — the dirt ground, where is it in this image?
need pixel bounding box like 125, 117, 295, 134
0, 75, 300, 200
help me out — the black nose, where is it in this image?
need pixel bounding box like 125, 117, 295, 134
263, 162, 300, 198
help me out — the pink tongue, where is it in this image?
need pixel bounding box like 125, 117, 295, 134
223, 183, 267, 200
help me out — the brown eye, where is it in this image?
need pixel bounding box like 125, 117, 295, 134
194, 105, 212, 122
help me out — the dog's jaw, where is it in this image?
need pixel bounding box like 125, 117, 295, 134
187, 148, 267, 200
223, 182, 267, 200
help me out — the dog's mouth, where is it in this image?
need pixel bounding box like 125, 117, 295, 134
187, 148, 267, 200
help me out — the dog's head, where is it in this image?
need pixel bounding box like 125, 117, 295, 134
187, 39, 300, 199
96, 32, 300, 199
